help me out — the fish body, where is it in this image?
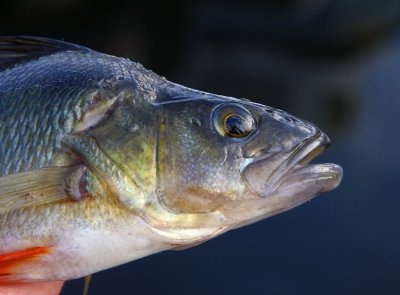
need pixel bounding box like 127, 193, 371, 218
0, 37, 342, 282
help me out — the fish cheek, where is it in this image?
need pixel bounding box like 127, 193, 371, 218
160, 112, 243, 214
162, 186, 228, 214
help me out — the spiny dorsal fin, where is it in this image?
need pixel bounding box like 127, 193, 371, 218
0, 36, 92, 70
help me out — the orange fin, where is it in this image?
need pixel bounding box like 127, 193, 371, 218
0, 247, 49, 283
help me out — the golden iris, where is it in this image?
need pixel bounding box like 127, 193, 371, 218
213, 104, 256, 138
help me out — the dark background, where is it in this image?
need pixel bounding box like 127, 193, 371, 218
1, 0, 400, 294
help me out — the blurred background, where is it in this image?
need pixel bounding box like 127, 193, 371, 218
1, 0, 400, 294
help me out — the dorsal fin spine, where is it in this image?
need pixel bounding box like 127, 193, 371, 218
0, 36, 92, 71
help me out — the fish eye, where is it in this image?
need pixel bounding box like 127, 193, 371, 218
212, 104, 256, 138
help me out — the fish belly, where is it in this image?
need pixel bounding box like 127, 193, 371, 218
0, 197, 170, 281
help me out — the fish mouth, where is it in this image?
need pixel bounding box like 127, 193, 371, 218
243, 132, 343, 199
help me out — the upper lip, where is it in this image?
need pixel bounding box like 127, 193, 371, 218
286, 132, 330, 168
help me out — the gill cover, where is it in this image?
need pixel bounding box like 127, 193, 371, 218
62, 81, 228, 243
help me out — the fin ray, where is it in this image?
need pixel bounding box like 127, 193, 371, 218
0, 166, 75, 213
0, 247, 49, 283
0, 36, 91, 70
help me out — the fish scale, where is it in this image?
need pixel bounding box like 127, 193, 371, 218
0, 50, 155, 176
0, 36, 342, 284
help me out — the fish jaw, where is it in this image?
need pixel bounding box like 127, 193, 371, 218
223, 132, 343, 229
218, 163, 341, 230
243, 132, 341, 197
217, 165, 342, 231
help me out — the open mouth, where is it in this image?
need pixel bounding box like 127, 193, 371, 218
274, 132, 342, 195
243, 132, 343, 198
284, 132, 330, 174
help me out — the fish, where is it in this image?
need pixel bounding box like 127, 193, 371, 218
0, 36, 342, 283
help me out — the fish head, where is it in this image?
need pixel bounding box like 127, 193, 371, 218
66, 81, 342, 244
156, 88, 342, 233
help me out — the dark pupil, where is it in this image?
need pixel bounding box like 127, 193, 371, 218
225, 115, 252, 136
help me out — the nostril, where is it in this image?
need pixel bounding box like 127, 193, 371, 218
264, 107, 273, 114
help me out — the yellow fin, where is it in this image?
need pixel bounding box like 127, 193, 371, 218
0, 166, 76, 213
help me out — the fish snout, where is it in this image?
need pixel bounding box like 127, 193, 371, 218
240, 107, 336, 198
242, 106, 323, 159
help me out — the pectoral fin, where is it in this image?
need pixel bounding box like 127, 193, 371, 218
0, 166, 78, 214
0, 247, 50, 283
